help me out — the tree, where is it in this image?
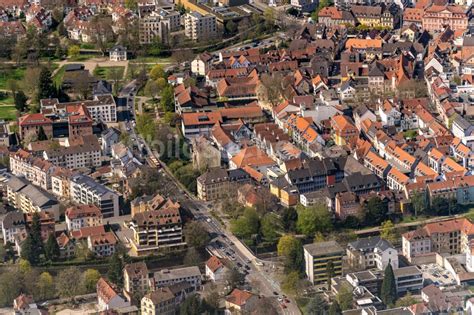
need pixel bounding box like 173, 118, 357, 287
277, 234, 298, 257
89, 15, 113, 55
258, 73, 283, 107
225, 20, 237, 34
381, 264, 397, 307
82, 269, 101, 292
179, 294, 209, 315
44, 233, 60, 261
260, 212, 282, 242
281, 271, 300, 295
14, 91, 28, 112
183, 247, 202, 266
125, 0, 137, 10
296, 203, 333, 236
183, 221, 210, 249
37, 126, 48, 141
230, 208, 260, 240
277, 234, 304, 272
37, 272, 55, 301
411, 190, 427, 217
337, 284, 353, 310
160, 85, 175, 112
75, 239, 94, 261
380, 220, 398, 244
21, 213, 43, 265
329, 300, 342, 315
107, 253, 123, 287
144, 80, 159, 99
326, 261, 334, 290
37, 67, 56, 102
282, 207, 298, 232
68, 45, 80, 59
0, 268, 23, 307
363, 197, 388, 225
6, 79, 18, 97
305, 295, 327, 315
56, 267, 84, 298
107, 67, 123, 95
172, 49, 194, 65
395, 292, 419, 307
150, 65, 166, 80
225, 267, 244, 289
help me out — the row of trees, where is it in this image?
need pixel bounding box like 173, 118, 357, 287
21, 213, 60, 265
0, 260, 100, 306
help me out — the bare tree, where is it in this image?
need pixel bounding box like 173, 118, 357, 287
172, 49, 194, 65
258, 73, 284, 107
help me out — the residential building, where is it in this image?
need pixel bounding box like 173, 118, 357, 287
10, 149, 55, 190
6, 176, 60, 220
393, 266, 423, 294
347, 236, 398, 271
70, 174, 120, 218
101, 128, 121, 156
56, 232, 75, 259
129, 206, 186, 256
152, 266, 202, 290
304, 241, 344, 284
18, 113, 53, 140
0, 211, 26, 245
224, 289, 259, 314
97, 277, 130, 312
109, 45, 127, 61
184, 11, 217, 41
196, 168, 250, 201
141, 287, 176, 315
124, 262, 150, 300
331, 115, 359, 148
43, 135, 101, 169
206, 255, 230, 281
291, 0, 317, 12
335, 192, 360, 220
87, 232, 116, 257
422, 4, 469, 32
191, 53, 213, 76
65, 204, 103, 231
138, 10, 170, 44
130, 194, 180, 217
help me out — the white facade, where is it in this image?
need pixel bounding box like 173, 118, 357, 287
205, 264, 227, 282
184, 11, 217, 41
374, 246, 399, 270
402, 234, 432, 260
191, 59, 208, 76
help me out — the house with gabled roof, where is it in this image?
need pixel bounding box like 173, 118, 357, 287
97, 277, 131, 312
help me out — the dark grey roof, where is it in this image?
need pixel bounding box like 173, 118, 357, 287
0, 211, 25, 230
454, 115, 472, 131
229, 168, 251, 182
343, 173, 381, 192
304, 240, 344, 256
65, 64, 85, 72
197, 168, 229, 185
348, 236, 382, 252
20, 184, 58, 207
110, 45, 126, 52
6, 176, 29, 192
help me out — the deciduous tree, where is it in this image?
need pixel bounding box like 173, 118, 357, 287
37, 272, 55, 300
296, 203, 332, 236
56, 267, 84, 298
183, 221, 210, 249
82, 269, 101, 292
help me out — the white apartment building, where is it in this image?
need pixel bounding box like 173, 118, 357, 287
85, 95, 117, 123
43, 135, 101, 169
402, 230, 432, 261
0, 211, 26, 245
10, 149, 55, 190
139, 11, 170, 44
153, 266, 202, 290
65, 204, 103, 231
87, 232, 117, 257
70, 174, 120, 218
184, 11, 217, 41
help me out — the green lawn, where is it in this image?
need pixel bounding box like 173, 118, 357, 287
0, 105, 17, 121
0, 67, 26, 90
93, 66, 125, 80
131, 56, 173, 64
53, 65, 66, 88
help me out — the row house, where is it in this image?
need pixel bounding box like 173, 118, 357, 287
363, 151, 390, 179
351, 5, 395, 29
318, 7, 355, 26
285, 114, 325, 153
387, 167, 409, 191
378, 100, 401, 127
451, 137, 474, 170
385, 145, 418, 173
10, 149, 55, 190
427, 175, 474, 206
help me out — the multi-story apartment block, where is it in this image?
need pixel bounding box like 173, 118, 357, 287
6, 176, 60, 220
87, 232, 116, 257
51, 167, 75, 199
10, 149, 55, 190
347, 236, 398, 271
69, 174, 120, 218
152, 266, 202, 290
41, 95, 117, 123
65, 204, 103, 231
393, 266, 423, 294
0, 211, 26, 245
138, 10, 170, 44
184, 11, 217, 42
197, 168, 251, 201
43, 135, 101, 169
18, 113, 53, 140
129, 206, 186, 256
124, 262, 150, 300
402, 218, 474, 261
422, 4, 469, 32
304, 241, 344, 284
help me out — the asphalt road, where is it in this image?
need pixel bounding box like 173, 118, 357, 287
120, 80, 301, 315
